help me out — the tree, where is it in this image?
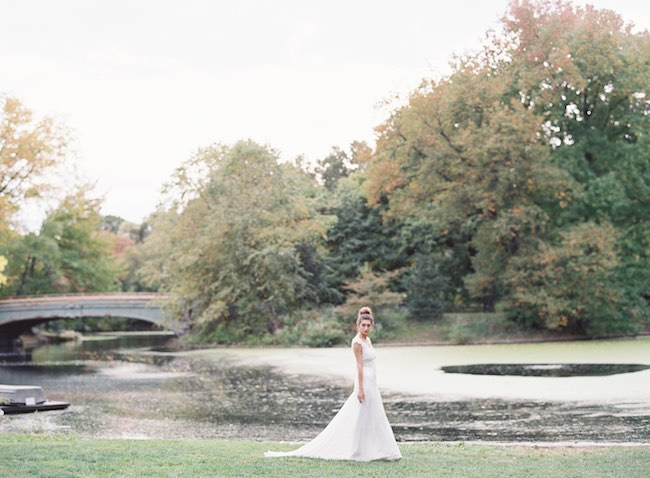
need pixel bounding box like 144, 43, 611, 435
503, 221, 646, 336
0, 95, 67, 232
369, 45, 575, 311
322, 173, 406, 300
100, 215, 125, 234
96, 215, 155, 292
141, 140, 334, 340
1, 186, 120, 295
1, 232, 59, 296
366, 0, 650, 335
315, 146, 351, 192
403, 253, 449, 321
315, 141, 371, 192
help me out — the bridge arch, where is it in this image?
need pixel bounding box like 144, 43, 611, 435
0, 293, 175, 347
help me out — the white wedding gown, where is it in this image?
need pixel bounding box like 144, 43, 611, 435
265, 335, 402, 462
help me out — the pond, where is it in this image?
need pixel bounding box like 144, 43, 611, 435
1, 334, 649, 443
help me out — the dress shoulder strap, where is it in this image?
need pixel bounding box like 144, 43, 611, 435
351, 335, 364, 347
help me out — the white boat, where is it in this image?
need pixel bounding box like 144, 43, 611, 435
0, 385, 69, 414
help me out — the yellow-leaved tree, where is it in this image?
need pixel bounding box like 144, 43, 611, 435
0, 95, 67, 233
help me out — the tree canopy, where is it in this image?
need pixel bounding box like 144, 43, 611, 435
140, 140, 335, 340
0, 187, 120, 296
365, 0, 650, 335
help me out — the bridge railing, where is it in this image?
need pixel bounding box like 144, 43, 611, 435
0, 292, 166, 301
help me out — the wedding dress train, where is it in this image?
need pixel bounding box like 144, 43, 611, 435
265, 335, 402, 462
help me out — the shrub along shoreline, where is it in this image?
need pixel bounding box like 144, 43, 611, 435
172, 311, 647, 349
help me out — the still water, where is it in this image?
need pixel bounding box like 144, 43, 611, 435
1, 333, 649, 443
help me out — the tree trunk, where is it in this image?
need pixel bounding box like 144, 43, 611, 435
482, 295, 496, 312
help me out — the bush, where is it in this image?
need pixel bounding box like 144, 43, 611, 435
269, 309, 347, 347
298, 317, 347, 347
444, 312, 518, 344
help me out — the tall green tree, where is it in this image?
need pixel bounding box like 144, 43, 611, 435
1, 187, 120, 295
314, 139, 415, 307
322, 173, 406, 300
141, 141, 334, 340
367, 0, 650, 335
403, 252, 449, 321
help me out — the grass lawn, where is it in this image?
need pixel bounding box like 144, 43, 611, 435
1, 435, 648, 478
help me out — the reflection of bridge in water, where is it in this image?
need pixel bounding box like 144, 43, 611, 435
0, 293, 172, 347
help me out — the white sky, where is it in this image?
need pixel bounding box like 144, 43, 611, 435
1, 0, 648, 227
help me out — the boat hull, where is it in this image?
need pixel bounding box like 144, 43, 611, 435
1, 400, 70, 414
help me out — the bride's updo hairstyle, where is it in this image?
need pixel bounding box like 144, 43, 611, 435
356, 306, 374, 326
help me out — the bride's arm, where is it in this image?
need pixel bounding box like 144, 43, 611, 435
353, 342, 364, 403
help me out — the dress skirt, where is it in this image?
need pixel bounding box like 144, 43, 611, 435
265, 336, 401, 462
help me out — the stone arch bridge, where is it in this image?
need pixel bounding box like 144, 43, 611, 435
0, 293, 174, 348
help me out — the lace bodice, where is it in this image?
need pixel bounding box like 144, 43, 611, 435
351, 335, 376, 365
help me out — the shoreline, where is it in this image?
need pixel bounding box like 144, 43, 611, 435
183, 336, 650, 403
164, 329, 650, 351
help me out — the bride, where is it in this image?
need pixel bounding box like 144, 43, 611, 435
265, 306, 402, 462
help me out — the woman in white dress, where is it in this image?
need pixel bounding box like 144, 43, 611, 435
265, 307, 402, 462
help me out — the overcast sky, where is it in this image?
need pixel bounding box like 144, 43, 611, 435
1, 0, 648, 227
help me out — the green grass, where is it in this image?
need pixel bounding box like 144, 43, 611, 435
1, 434, 648, 478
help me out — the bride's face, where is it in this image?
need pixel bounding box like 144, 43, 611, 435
358, 319, 373, 337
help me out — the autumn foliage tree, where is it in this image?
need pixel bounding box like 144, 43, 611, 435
366, 0, 650, 335
0, 95, 67, 234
